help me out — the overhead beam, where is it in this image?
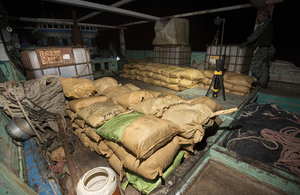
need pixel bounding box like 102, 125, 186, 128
121, 0, 283, 27
9, 16, 118, 29
44, 0, 160, 21
77, 0, 136, 22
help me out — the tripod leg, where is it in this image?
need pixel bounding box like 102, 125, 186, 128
205, 75, 216, 96
219, 76, 226, 101
213, 76, 220, 98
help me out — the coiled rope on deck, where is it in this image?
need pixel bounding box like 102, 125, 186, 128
261, 126, 300, 176
0, 75, 68, 142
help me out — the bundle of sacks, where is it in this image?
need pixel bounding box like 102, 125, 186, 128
120, 62, 204, 91
198, 70, 254, 96
60, 76, 237, 194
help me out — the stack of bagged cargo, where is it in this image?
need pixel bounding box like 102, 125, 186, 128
120, 62, 204, 91
198, 70, 254, 96
60, 76, 237, 194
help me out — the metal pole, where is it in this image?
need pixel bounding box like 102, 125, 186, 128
56, 115, 79, 191
219, 19, 225, 59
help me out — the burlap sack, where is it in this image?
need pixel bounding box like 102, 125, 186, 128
180, 67, 204, 81
168, 84, 180, 91
103, 85, 133, 102
67, 96, 108, 112
74, 129, 91, 147
203, 70, 215, 79
169, 69, 184, 78
123, 64, 134, 69
72, 122, 80, 129
201, 77, 211, 85
96, 112, 145, 142
162, 104, 214, 143
178, 79, 199, 88
119, 73, 131, 79
76, 102, 126, 128
197, 83, 207, 88
179, 86, 189, 91
160, 81, 169, 88
108, 154, 126, 180
152, 80, 161, 86
115, 90, 154, 109
106, 136, 192, 180
136, 70, 148, 77
147, 63, 168, 74
231, 85, 250, 93
121, 115, 184, 160
142, 77, 154, 84
169, 77, 181, 84
89, 141, 102, 154
151, 73, 163, 80
161, 92, 187, 101
143, 90, 162, 97
161, 76, 170, 83
94, 77, 119, 95
135, 70, 141, 76
65, 109, 77, 121
84, 127, 101, 142
124, 83, 141, 92
129, 96, 187, 117
133, 64, 148, 71
60, 77, 96, 99
226, 73, 253, 87
50, 147, 65, 161
97, 141, 113, 158
128, 74, 136, 80
123, 69, 131, 74
187, 96, 224, 112
135, 75, 143, 81
128, 69, 137, 75
145, 71, 154, 78
74, 119, 86, 128
161, 66, 182, 77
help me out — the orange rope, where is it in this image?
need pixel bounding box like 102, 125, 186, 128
261, 127, 300, 176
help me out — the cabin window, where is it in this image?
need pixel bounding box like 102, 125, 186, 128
104, 62, 109, 70
83, 38, 89, 46
62, 39, 69, 46
95, 63, 101, 71
47, 37, 60, 46
91, 38, 96, 47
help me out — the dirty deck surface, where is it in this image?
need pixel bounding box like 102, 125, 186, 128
185, 161, 284, 195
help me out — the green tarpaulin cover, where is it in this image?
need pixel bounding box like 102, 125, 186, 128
122, 151, 185, 194
96, 112, 144, 142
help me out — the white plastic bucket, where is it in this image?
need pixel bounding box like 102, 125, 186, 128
77, 167, 119, 195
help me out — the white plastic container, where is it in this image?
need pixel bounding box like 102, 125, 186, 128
21, 47, 94, 80
205, 44, 254, 74
154, 45, 191, 67
77, 167, 119, 195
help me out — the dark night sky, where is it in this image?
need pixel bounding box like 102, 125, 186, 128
1, 0, 299, 66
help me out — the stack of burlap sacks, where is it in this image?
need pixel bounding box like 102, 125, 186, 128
54, 76, 236, 194
198, 70, 254, 96
120, 62, 204, 91
120, 62, 254, 96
